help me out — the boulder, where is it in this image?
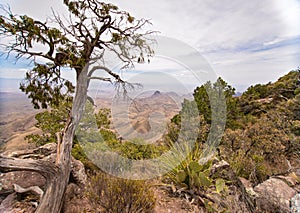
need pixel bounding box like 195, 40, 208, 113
239, 177, 256, 197
64, 183, 82, 202
209, 160, 256, 212
62, 183, 92, 213
254, 177, 297, 212
0, 142, 88, 212
0, 193, 18, 213
209, 160, 231, 179
34, 142, 57, 156
4, 143, 57, 159
275, 172, 300, 191
0, 171, 46, 192
291, 193, 300, 213
70, 158, 87, 187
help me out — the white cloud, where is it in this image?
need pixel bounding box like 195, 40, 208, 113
1, 0, 299, 92
107, 0, 300, 91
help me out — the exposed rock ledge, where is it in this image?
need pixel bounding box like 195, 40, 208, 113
0, 143, 87, 213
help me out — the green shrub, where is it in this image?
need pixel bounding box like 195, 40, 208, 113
25, 100, 72, 146
160, 137, 227, 194
71, 140, 99, 172
116, 139, 168, 160
87, 172, 156, 213
99, 130, 168, 160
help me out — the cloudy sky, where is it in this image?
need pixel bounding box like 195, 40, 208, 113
0, 0, 299, 92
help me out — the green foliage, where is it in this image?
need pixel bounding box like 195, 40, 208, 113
193, 82, 211, 123
95, 108, 111, 129
77, 103, 168, 161
100, 129, 118, 142
241, 70, 300, 116
193, 77, 240, 129
1, 2, 156, 211
291, 120, 300, 136
167, 100, 201, 145
164, 152, 230, 207
115, 139, 168, 160
96, 130, 168, 160
221, 111, 295, 183
243, 83, 269, 100
25, 100, 72, 145
71, 139, 99, 172
164, 70, 300, 190
87, 172, 156, 213
215, 178, 226, 194
225, 149, 271, 184
161, 133, 226, 191
219, 71, 300, 184
243, 70, 299, 101
173, 160, 214, 189
189, 161, 202, 172
288, 93, 300, 120
271, 70, 299, 99
1, 0, 154, 109
166, 100, 209, 146
164, 122, 181, 145
20, 64, 74, 109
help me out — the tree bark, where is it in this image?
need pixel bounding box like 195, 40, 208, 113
36, 65, 89, 212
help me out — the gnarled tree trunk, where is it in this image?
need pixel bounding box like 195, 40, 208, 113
37, 66, 89, 212
0, 66, 88, 213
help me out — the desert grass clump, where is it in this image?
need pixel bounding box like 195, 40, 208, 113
87, 172, 156, 213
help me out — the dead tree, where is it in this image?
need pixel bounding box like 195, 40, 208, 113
0, 1, 154, 212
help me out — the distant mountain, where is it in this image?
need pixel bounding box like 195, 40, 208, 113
234, 92, 243, 97
151, 90, 161, 97
0, 92, 37, 148
110, 90, 185, 143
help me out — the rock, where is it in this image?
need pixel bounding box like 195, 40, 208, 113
254, 177, 297, 212
239, 177, 253, 189
3, 143, 57, 159
291, 193, 300, 213
63, 183, 92, 213
0, 191, 36, 213
275, 172, 300, 189
0, 171, 45, 212
64, 183, 81, 201
239, 177, 257, 197
62, 196, 93, 213
0, 184, 42, 213
70, 158, 87, 186
209, 160, 230, 178
0, 171, 46, 192
210, 160, 239, 183
208, 160, 256, 212
34, 143, 57, 156
295, 168, 300, 177
0, 193, 16, 213
0, 143, 89, 212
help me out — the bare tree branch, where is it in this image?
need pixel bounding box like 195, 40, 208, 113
0, 1, 155, 212
0, 156, 58, 179
88, 76, 112, 82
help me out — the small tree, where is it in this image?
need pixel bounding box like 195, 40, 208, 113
25, 99, 72, 146
0, 1, 154, 212
193, 77, 239, 129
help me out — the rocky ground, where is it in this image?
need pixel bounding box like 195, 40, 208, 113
0, 91, 299, 212
0, 141, 299, 212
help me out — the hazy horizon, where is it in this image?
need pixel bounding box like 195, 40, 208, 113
1, 0, 300, 95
